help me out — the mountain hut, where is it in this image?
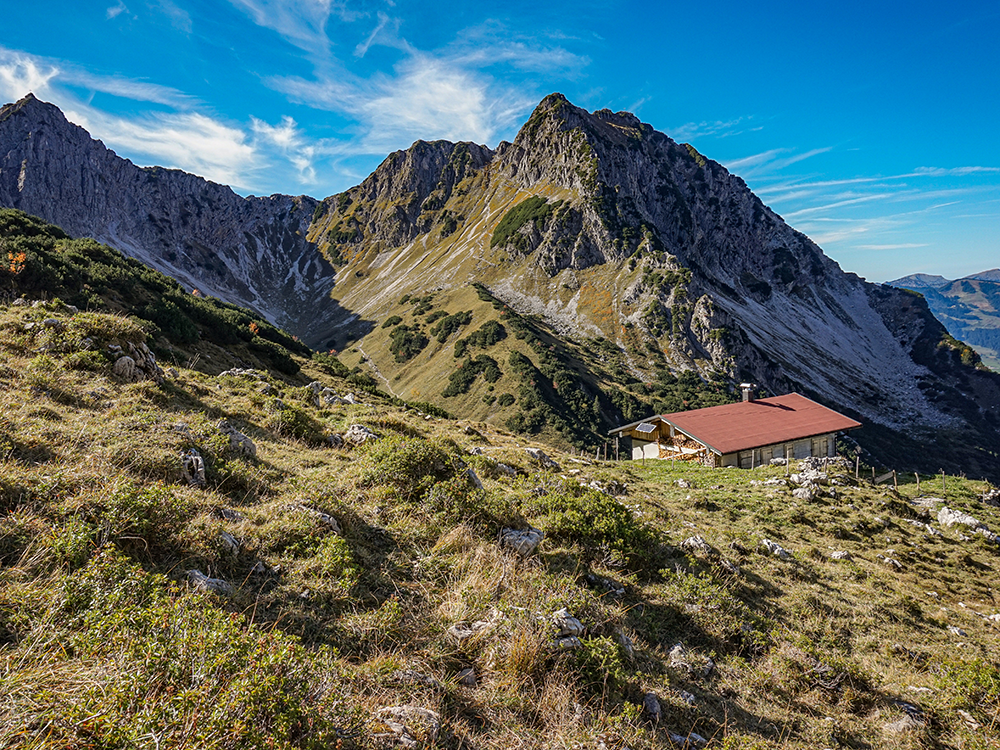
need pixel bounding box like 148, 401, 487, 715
608, 388, 861, 468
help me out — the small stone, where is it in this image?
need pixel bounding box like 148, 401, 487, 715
830, 551, 853, 561
525, 447, 559, 469
343, 423, 378, 445
553, 608, 585, 637
466, 468, 483, 489
328, 433, 344, 448
373, 706, 441, 749
219, 531, 240, 555
883, 714, 923, 734
42, 317, 63, 330
446, 620, 492, 645
186, 569, 234, 596
218, 419, 256, 458
249, 561, 272, 576
181, 449, 206, 487
555, 636, 583, 650
642, 692, 661, 723
164, 367, 179, 378
681, 535, 713, 554
947, 625, 967, 636
456, 668, 477, 686
760, 539, 791, 559
678, 690, 697, 706
213, 506, 245, 522
389, 670, 443, 690
500, 526, 544, 555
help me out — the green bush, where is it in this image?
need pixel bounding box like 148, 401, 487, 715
381, 315, 403, 329
430, 310, 473, 343
497, 393, 516, 407
91, 483, 192, 553
389, 325, 429, 363
359, 437, 459, 501
442, 355, 502, 397
526, 488, 659, 566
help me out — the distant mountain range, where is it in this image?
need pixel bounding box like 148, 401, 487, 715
887, 271, 1000, 365
4, 92, 1000, 477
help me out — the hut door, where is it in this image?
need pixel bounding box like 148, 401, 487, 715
739, 450, 753, 469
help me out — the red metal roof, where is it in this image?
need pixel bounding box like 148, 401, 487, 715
660, 393, 861, 455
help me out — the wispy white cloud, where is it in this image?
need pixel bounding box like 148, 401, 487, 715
153, 0, 192, 33
355, 11, 392, 58
106, 2, 129, 20
0, 45, 195, 108
226, 0, 359, 54
913, 166, 1000, 176
269, 21, 582, 155
251, 115, 320, 184
670, 117, 750, 141
856, 243, 929, 250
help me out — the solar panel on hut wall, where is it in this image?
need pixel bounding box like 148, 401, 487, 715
635, 422, 657, 434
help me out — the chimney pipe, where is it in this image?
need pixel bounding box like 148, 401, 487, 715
740, 383, 755, 402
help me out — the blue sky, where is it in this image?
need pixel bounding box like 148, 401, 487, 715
0, 0, 997, 282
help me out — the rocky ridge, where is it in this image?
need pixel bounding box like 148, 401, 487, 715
0, 94, 339, 347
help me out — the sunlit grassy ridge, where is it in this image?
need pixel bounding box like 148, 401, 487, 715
2, 295, 1000, 749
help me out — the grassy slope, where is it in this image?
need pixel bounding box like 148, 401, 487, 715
2, 296, 1000, 749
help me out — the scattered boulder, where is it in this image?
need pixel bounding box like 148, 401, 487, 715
553, 608, 585, 638
769, 458, 787, 466
830, 551, 853, 561
446, 620, 493, 646
219, 531, 240, 555
41, 317, 63, 331
792, 485, 818, 501
675, 478, 694, 489
218, 420, 256, 458
112, 355, 138, 381
289, 503, 341, 533
111, 341, 164, 383
760, 539, 792, 559
681, 535, 713, 554
259, 383, 278, 396
790, 469, 828, 486
456, 668, 477, 687
947, 625, 967, 637
328, 433, 344, 448
186, 569, 234, 596
465, 468, 483, 489
500, 526, 544, 556
938, 506, 985, 529
525, 447, 560, 469
982, 487, 1000, 507
373, 706, 441, 749
642, 692, 661, 723
181, 449, 206, 487
468, 446, 485, 456
344, 424, 379, 445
